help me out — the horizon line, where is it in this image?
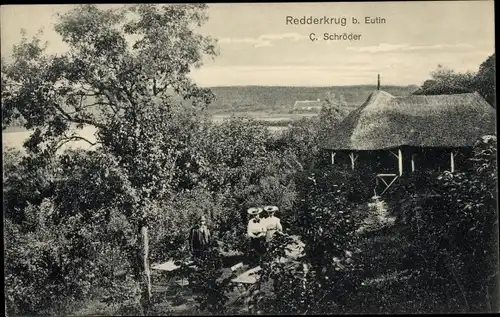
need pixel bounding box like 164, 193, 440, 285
202, 84, 421, 88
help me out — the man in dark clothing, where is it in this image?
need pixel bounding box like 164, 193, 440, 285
189, 215, 211, 261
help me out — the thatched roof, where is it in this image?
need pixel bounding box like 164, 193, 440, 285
320, 90, 496, 151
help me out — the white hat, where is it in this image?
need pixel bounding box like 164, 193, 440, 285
264, 206, 279, 213
247, 207, 263, 215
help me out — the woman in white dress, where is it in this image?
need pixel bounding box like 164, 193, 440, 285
247, 207, 266, 265
262, 205, 283, 243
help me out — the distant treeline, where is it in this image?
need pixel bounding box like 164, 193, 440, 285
207, 85, 419, 112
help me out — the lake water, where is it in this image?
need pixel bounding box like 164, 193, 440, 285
3, 125, 98, 155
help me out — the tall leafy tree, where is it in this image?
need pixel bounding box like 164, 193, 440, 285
2, 3, 218, 311
413, 64, 476, 95
474, 53, 495, 107
414, 54, 495, 108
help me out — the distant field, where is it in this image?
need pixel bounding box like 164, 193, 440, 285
207, 85, 419, 114
211, 112, 318, 122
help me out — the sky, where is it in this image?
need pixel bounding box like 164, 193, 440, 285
1, 1, 495, 87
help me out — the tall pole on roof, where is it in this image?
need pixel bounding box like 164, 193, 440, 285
377, 74, 380, 90
398, 149, 403, 176
450, 151, 455, 173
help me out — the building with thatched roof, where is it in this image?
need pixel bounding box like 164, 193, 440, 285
319, 84, 496, 195
293, 99, 323, 111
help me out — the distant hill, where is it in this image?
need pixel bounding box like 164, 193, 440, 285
206, 85, 420, 114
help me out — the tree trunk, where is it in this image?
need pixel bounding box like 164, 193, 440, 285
140, 225, 152, 313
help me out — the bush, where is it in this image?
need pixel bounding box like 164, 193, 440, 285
5, 198, 108, 315
394, 136, 498, 313
178, 246, 232, 314
4, 149, 144, 315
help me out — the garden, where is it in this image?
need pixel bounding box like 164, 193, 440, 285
2, 4, 498, 316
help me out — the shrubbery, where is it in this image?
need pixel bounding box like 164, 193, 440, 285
394, 135, 498, 313
4, 148, 146, 315
240, 135, 498, 315
3, 115, 305, 315
241, 167, 370, 315
5, 128, 497, 315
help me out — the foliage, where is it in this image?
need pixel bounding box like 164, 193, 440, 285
3, 148, 57, 225
183, 117, 301, 252
413, 64, 476, 95
4, 199, 135, 315
244, 136, 498, 314
2, 3, 216, 136
3, 115, 304, 316
2, 4, 218, 314
2, 3, 497, 316
274, 99, 347, 170
1, 3, 217, 219
475, 53, 496, 107
252, 234, 321, 314
178, 246, 233, 314
245, 168, 370, 315
414, 54, 496, 108
148, 187, 229, 262
3, 148, 144, 315
273, 117, 321, 170
393, 135, 498, 313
